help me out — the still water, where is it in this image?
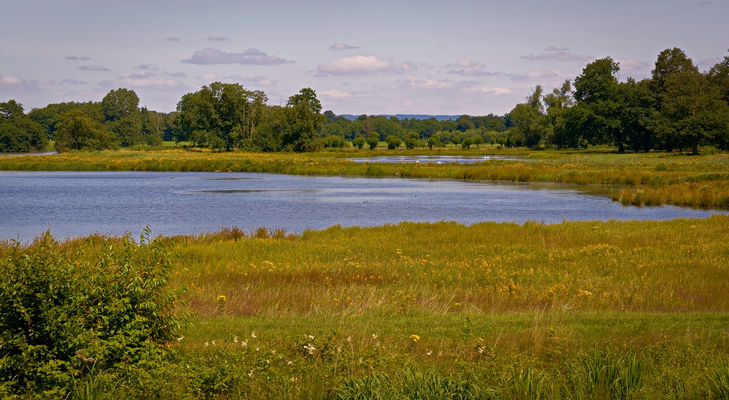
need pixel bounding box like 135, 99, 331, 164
0, 171, 722, 241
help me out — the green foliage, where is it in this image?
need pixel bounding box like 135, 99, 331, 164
352, 136, 366, 149
385, 134, 402, 149
54, 110, 116, 152
175, 82, 267, 151
367, 132, 379, 149
101, 88, 139, 122
0, 229, 182, 398
28, 101, 105, 140
0, 100, 47, 152
283, 88, 324, 152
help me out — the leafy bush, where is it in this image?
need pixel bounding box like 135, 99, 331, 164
0, 228, 181, 399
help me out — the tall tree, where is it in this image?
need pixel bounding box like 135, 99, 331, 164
282, 88, 324, 152
175, 82, 267, 150
543, 80, 574, 148
101, 88, 140, 121
54, 110, 116, 152
0, 100, 47, 152
573, 57, 626, 152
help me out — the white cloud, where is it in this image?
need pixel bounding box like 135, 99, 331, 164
462, 86, 513, 96
317, 56, 403, 76
183, 48, 290, 65
1, 75, 22, 85
329, 43, 359, 50
78, 65, 110, 72
521, 51, 592, 62
507, 70, 563, 81
195, 73, 277, 88
320, 89, 353, 99
0, 75, 54, 91
617, 59, 651, 72
116, 72, 183, 88
446, 60, 497, 76
62, 78, 87, 85
401, 77, 454, 89
543, 46, 570, 52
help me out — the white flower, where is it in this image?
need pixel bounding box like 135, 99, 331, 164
426, 350, 432, 356
371, 333, 378, 340
307, 334, 315, 340
204, 341, 209, 347
251, 331, 257, 338
176, 336, 184, 342
303, 343, 316, 355
233, 336, 238, 343
241, 340, 248, 347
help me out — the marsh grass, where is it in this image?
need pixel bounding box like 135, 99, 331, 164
3, 218, 729, 398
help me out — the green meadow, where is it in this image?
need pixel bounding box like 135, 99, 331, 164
3, 216, 729, 398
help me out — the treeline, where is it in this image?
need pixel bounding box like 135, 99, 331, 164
0, 90, 174, 153
1, 47, 727, 153
508, 48, 729, 153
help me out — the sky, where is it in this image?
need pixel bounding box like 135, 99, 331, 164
1, 0, 727, 116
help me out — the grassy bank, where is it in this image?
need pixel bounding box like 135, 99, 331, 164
4, 217, 728, 398
1, 148, 729, 209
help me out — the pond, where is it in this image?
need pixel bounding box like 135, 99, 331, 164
0, 171, 722, 241
347, 155, 524, 164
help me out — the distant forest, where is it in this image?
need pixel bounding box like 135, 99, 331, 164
1, 47, 728, 154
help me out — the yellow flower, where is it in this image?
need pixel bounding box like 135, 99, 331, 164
216, 295, 227, 303
409, 334, 420, 343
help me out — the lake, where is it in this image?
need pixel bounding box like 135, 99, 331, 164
0, 171, 722, 241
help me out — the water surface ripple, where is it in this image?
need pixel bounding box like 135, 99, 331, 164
0, 171, 722, 241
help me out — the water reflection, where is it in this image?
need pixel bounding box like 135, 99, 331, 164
0, 171, 723, 241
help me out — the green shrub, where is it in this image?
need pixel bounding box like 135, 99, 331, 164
0, 228, 182, 398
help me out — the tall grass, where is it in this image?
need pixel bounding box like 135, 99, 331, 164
2, 217, 729, 398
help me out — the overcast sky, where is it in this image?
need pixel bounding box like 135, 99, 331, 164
1, 0, 727, 115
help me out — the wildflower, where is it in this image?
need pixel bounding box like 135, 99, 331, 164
251, 331, 257, 338
211, 340, 216, 346
347, 336, 352, 342
409, 334, 420, 343
216, 295, 227, 303
307, 334, 315, 340
303, 343, 316, 355
371, 333, 378, 340
241, 340, 248, 347
176, 336, 184, 342
426, 350, 432, 356
233, 336, 238, 343
248, 370, 254, 378
204, 341, 209, 347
